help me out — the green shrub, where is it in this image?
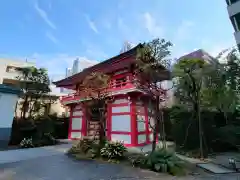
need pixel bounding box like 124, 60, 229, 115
214, 125, 240, 151
67, 137, 100, 158
146, 149, 185, 175
19, 138, 34, 148
33, 133, 58, 147
100, 141, 127, 161
10, 115, 69, 146
127, 152, 148, 168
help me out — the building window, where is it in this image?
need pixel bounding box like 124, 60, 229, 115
6, 66, 16, 72
227, 0, 240, 5
230, 0, 239, 5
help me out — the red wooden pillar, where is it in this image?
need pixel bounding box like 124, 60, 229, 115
107, 102, 112, 141
81, 104, 87, 137
144, 104, 150, 144
130, 98, 137, 146
68, 105, 74, 139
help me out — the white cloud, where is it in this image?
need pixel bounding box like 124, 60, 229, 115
143, 12, 163, 37
34, 0, 56, 29
85, 15, 99, 34
29, 53, 98, 81
45, 32, 58, 44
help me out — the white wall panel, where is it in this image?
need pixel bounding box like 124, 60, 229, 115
112, 106, 130, 113
148, 116, 155, 129
112, 115, 131, 131
72, 111, 83, 116
137, 121, 146, 132
71, 117, 82, 130
71, 132, 81, 139
0, 92, 18, 128
149, 133, 154, 142
112, 98, 129, 104
111, 134, 131, 144
138, 134, 146, 144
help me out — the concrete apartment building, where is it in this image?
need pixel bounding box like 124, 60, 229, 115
0, 58, 66, 117
0, 58, 35, 86
226, 0, 240, 49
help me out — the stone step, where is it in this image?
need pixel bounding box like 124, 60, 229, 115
197, 163, 236, 174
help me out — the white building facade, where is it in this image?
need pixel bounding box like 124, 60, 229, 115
0, 85, 22, 148
0, 58, 35, 86
226, 0, 240, 49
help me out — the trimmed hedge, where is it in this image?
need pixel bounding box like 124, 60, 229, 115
163, 105, 240, 153
9, 115, 69, 146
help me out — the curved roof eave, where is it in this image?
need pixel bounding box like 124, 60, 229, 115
53, 43, 143, 87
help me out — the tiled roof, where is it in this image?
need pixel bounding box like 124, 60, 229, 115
178, 49, 217, 64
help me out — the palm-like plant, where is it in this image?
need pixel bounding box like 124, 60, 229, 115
146, 149, 185, 175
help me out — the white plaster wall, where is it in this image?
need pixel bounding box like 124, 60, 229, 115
137, 121, 146, 132
138, 134, 146, 144
112, 98, 129, 104
111, 134, 131, 144
0, 92, 18, 128
112, 105, 130, 113
70, 132, 81, 139
149, 133, 154, 142
112, 115, 131, 132
137, 115, 146, 132
148, 116, 155, 129
71, 117, 82, 130
72, 111, 83, 116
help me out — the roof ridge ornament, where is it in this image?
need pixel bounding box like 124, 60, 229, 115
120, 41, 134, 54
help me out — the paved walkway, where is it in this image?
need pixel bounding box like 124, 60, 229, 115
1, 144, 240, 180
0, 143, 71, 164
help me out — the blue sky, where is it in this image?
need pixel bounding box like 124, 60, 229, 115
0, 0, 236, 81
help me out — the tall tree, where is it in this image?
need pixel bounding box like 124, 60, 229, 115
17, 67, 51, 119
78, 72, 111, 147
201, 49, 240, 124
225, 49, 240, 93
135, 38, 172, 152
173, 58, 208, 159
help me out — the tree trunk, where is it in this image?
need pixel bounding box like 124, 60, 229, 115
14, 101, 18, 118
22, 95, 29, 119
152, 97, 160, 152
29, 97, 34, 118
195, 94, 204, 159
161, 110, 167, 149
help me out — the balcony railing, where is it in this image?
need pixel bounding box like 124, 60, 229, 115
61, 79, 169, 103
60, 79, 137, 103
